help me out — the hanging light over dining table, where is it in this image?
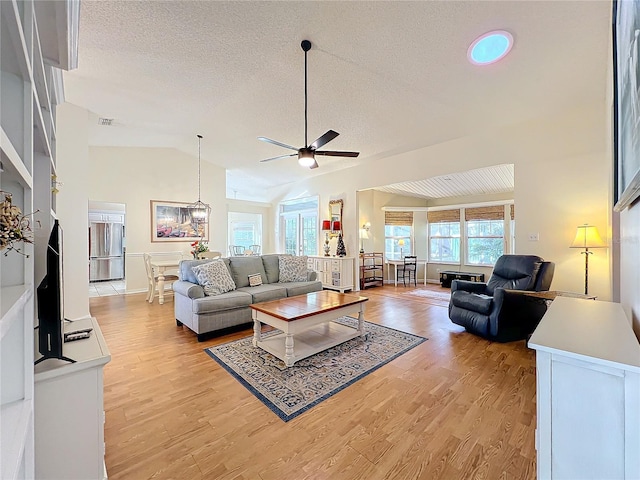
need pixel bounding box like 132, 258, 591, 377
188, 134, 211, 224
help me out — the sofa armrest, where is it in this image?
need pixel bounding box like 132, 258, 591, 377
451, 279, 487, 294
172, 280, 205, 299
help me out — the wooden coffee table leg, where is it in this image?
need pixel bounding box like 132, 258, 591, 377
284, 334, 295, 366
252, 318, 261, 347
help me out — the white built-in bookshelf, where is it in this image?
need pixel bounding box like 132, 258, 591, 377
0, 1, 77, 478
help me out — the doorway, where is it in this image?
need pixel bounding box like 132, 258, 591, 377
88, 201, 126, 297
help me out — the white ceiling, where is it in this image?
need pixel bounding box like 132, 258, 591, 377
373, 164, 514, 200
64, 1, 611, 202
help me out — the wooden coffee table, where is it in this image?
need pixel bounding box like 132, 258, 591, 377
250, 290, 368, 367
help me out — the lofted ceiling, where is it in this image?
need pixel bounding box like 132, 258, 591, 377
63, 1, 611, 202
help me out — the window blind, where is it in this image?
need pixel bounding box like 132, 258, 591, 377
384, 211, 414, 226
427, 209, 460, 223
510, 204, 515, 220
465, 205, 504, 221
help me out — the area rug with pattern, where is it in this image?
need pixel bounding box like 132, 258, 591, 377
400, 288, 451, 307
205, 316, 426, 421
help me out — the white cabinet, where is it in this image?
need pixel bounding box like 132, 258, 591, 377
0, 1, 78, 478
89, 212, 124, 223
307, 256, 355, 293
528, 297, 640, 480
34, 318, 111, 480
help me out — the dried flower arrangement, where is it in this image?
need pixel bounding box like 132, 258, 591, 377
0, 191, 37, 257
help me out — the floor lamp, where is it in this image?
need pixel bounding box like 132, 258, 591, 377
570, 224, 606, 295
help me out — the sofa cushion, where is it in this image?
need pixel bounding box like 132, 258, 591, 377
228, 256, 268, 288
451, 290, 493, 315
179, 258, 231, 284
278, 255, 308, 282
192, 290, 253, 314
261, 254, 282, 284
192, 260, 237, 296
282, 280, 323, 297
236, 284, 287, 303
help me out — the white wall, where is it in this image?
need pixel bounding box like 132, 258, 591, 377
269, 101, 611, 300
56, 103, 90, 320
88, 146, 226, 293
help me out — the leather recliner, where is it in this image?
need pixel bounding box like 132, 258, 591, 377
448, 255, 555, 342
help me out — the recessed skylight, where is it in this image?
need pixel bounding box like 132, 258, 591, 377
468, 30, 513, 66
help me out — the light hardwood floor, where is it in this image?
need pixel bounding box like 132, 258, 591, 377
91, 285, 536, 480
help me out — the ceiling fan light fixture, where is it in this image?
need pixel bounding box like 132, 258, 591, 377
298, 149, 315, 167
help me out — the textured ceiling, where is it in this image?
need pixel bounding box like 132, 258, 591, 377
64, 0, 611, 201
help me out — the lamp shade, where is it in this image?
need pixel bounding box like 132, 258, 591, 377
331, 221, 341, 231
570, 224, 606, 249
398, 239, 405, 246
360, 228, 370, 240
322, 220, 331, 231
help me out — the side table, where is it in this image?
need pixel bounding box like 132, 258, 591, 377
509, 290, 597, 302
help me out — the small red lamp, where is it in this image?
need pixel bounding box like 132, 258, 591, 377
321, 220, 332, 256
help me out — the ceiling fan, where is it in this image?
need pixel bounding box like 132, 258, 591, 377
258, 39, 360, 169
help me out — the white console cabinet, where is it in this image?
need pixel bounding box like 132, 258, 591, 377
528, 297, 640, 480
34, 318, 111, 480
307, 256, 355, 293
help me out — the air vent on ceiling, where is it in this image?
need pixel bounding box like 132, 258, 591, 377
98, 117, 114, 126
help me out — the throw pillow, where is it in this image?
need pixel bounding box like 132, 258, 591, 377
248, 273, 263, 287
191, 259, 236, 296
278, 255, 308, 282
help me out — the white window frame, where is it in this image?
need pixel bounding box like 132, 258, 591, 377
465, 218, 505, 266
279, 196, 319, 255
428, 221, 461, 264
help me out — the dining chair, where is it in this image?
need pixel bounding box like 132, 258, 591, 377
143, 253, 179, 304
249, 244, 261, 255
396, 255, 417, 286
230, 245, 245, 256
197, 251, 222, 259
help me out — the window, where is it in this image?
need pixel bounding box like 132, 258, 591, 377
279, 197, 318, 255
228, 212, 262, 252
465, 206, 505, 265
384, 211, 413, 260
428, 209, 461, 263
429, 221, 461, 262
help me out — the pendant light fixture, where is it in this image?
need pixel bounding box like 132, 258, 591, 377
188, 134, 211, 223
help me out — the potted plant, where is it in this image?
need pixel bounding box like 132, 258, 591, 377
0, 191, 36, 257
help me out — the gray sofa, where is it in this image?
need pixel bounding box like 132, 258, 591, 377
173, 254, 322, 341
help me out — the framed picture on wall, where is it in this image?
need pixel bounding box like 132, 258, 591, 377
150, 200, 209, 242
613, 0, 640, 211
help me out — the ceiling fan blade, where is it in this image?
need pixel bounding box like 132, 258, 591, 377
310, 130, 339, 150
259, 153, 297, 163
309, 160, 319, 169
315, 150, 360, 158
257, 137, 299, 151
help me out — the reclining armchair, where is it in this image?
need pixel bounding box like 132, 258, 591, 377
448, 255, 555, 342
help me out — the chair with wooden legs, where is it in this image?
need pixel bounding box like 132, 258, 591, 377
143, 253, 179, 304
396, 255, 417, 286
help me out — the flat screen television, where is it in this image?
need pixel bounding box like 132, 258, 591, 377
35, 220, 74, 365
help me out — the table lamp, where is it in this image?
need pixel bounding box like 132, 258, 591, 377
359, 225, 370, 254
321, 220, 331, 256
398, 239, 405, 259
570, 224, 606, 295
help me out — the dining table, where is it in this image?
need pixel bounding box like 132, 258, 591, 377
150, 258, 181, 304
385, 259, 429, 286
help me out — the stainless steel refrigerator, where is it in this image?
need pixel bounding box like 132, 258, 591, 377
89, 222, 125, 281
